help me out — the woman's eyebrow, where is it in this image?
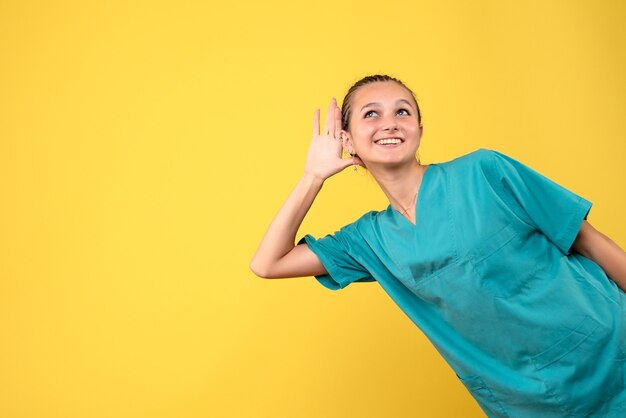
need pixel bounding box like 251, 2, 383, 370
397, 99, 414, 108
360, 99, 414, 111
360, 102, 381, 111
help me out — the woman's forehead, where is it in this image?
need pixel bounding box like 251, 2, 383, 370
352, 81, 413, 104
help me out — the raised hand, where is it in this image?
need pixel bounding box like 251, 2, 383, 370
303, 98, 361, 181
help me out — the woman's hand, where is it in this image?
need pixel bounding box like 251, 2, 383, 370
304, 98, 362, 181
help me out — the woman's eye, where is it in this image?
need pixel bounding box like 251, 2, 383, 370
364, 111, 377, 118
397, 109, 410, 116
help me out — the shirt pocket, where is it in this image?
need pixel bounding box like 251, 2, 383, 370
470, 223, 546, 298
406, 258, 505, 353
530, 315, 624, 416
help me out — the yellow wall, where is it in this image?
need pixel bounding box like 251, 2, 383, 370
1, 1, 625, 417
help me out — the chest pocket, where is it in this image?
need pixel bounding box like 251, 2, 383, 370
407, 223, 536, 302
469, 223, 547, 299
406, 256, 502, 349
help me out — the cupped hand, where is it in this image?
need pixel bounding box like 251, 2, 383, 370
303, 98, 362, 181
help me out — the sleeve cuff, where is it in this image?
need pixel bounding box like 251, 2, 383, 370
299, 235, 348, 290
555, 196, 592, 255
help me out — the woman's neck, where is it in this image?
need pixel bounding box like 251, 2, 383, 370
369, 161, 428, 215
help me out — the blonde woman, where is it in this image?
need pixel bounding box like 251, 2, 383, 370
251, 75, 626, 417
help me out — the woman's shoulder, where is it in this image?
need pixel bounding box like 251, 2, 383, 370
435, 148, 502, 171
322, 209, 387, 243
333, 209, 384, 231
434, 148, 516, 185
447, 148, 499, 166
354, 209, 389, 226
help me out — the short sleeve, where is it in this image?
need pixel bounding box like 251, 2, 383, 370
487, 149, 592, 255
298, 222, 375, 291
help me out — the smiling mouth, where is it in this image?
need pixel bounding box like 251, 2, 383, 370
374, 138, 403, 145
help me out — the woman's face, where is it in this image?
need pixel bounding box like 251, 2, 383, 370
344, 81, 422, 168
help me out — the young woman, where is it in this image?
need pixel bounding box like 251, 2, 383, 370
250, 75, 626, 417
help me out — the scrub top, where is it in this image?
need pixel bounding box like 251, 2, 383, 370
301, 149, 626, 417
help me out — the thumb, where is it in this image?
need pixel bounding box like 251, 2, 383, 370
338, 156, 356, 171
352, 156, 366, 168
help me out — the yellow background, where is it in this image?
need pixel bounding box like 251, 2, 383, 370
1, 1, 625, 417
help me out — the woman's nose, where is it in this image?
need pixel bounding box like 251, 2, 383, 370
381, 115, 399, 131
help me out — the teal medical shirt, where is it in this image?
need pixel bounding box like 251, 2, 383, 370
301, 149, 625, 417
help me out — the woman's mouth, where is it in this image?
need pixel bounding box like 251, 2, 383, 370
374, 138, 403, 146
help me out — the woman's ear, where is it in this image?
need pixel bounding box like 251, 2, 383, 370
340, 130, 355, 155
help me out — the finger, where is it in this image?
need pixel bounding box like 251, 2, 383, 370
322, 103, 329, 136
338, 157, 354, 171
329, 98, 337, 136
334, 106, 342, 140
312, 109, 320, 136
324, 98, 335, 136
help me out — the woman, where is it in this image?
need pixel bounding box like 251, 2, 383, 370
250, 74, 626, 417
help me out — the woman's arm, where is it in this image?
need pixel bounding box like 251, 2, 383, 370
249, 173, 326, 278
250, 99, 359, 279
572, 220, 626, 291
